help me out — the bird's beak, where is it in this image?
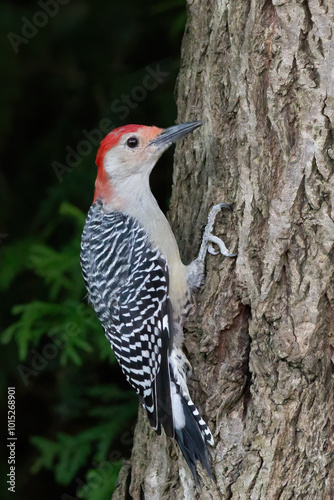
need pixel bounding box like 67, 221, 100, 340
148, 121, 202, 148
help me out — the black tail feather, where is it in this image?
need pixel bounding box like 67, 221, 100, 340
175, 395, 212, 481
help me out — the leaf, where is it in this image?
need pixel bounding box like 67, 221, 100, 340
76, 463, 122, 500
30, 382, 137, 486
59, 201, 86, 226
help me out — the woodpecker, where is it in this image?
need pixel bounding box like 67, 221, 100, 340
80, 121, 236, 479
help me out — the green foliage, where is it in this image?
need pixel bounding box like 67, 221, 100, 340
1, 203, 109, 364
0, 239, 33, 291
1, 203, 137, 497
77, 465, 123, 500
1, 0, 187, 497
31, 383, 137, 497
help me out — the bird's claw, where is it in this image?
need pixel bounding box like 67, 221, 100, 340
198, 203, 237, 261
207, 235, 237, 257
217, 202, 233, 212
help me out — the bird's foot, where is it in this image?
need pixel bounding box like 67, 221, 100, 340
197, 203, 237, 262
186, 204, 237, 291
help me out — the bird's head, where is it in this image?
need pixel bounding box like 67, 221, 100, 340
94, 121, 201, 203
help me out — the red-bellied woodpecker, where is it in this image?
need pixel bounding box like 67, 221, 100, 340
80, 121, 236, 480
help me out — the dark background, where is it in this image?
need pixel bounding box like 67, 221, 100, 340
0, 1, 186, 498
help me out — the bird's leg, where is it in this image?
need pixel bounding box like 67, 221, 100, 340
186, 203, 237, 290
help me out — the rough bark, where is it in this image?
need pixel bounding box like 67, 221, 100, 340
113, 1, 334, 498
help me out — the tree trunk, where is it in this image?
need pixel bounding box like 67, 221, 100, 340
113, 1, 334, 498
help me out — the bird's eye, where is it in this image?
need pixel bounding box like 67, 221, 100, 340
126, 136, 139, 148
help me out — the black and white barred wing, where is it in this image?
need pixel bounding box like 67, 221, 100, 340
80, 203, 174, 437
